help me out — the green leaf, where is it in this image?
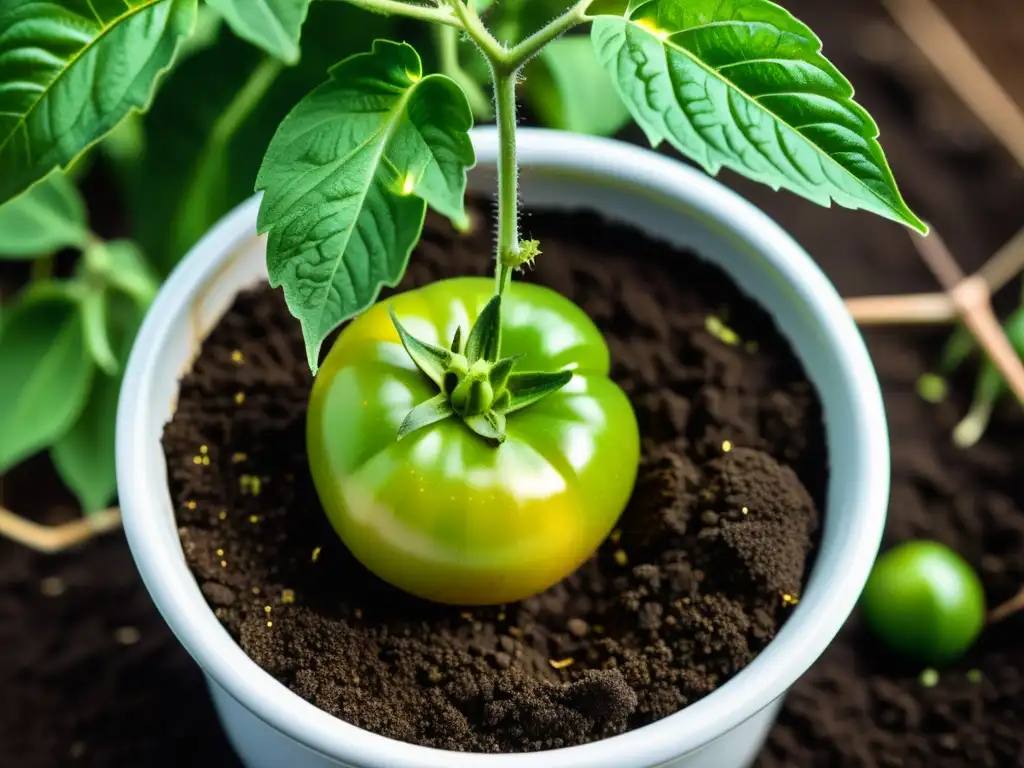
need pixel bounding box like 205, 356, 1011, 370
206, 0, 310, 63
128, 3, 396, 272
390, 307, 453, 388
51, 295, 142, 513
85, 240, 160, 310
464, 410, 506, 444
397, 393, 454, 440
591, 0, 927, 233
0, 294, 94, 473
0, 0, 199, 206
0, 171, 89, 259
525, 36, 631, 136
465, 296, 502, 363
255, 39, 475, 372
81, 288, 119, 375
504, 370, 573, 414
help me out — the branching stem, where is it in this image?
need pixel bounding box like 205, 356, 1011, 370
492, 65, 518, 296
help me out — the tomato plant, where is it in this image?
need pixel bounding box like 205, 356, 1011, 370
0, 0, 923, 597
861, 540, 986, 665
308, 277, 638, 604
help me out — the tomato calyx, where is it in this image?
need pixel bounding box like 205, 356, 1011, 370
389, 295, 572, 445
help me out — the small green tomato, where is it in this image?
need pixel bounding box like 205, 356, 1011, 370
861, 540, 986, 665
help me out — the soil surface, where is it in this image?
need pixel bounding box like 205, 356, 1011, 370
4, 0, 1024, 766
162, 202, 825, 752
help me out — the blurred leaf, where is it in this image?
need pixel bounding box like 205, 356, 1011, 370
524, 35, 630, 136
951, 305, 1024, 448
85, 240, 160, 310
0, 0, 199, 206
80, 288, 118, 375
206, 0, 311, 63
129, 3, 395, 272
52, 296, 143, 514
172, 56, 284, 261
0, 171, 89, 259
939, 324, 975, 374
0, 293, 94, 473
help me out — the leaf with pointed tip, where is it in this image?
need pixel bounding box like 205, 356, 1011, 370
0, 0, 199, 206
450, 325, 463, 354
466, 296, 502, 363
489, 355, 519, 390
398, 393, 454, 440
390, 308, 453, 388
0, 171, 88, 259
255, 40, 475, 372
591, 0, 926, 232
205, 0, 310, 63
465, 410, 506, 444
504, 370, 573, 414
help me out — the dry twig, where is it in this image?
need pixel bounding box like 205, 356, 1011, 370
0, 505, 122, 553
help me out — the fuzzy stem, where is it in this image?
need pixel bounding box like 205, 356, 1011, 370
493, 65, 519, 296
504, 0, 591, 67
337, 0, 462, 27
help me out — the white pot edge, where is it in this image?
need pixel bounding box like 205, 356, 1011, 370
117, 127, 889, 768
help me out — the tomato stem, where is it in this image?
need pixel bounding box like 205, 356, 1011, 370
492, 64, 519, 298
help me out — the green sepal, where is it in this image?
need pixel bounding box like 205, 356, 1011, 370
397, 393, 454, 440
489, 355, 520, 391
465, 295, 501, 363
390, 307, 453, 388
450, 325, 463, 354
504, 370, 574, 414
464, 410, 506, 445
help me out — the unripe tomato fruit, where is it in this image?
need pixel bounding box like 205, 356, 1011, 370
307, 277, 640, 605
860, 540, 986, 665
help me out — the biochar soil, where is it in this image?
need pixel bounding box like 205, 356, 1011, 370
162, 200, 827, 752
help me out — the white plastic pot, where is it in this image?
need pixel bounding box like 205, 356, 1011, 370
117, 127, 889, 768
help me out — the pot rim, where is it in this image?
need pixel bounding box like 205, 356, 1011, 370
118, 127, 888, 768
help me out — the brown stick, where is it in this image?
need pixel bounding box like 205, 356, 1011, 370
883, 0, 1024, 169
989, 585, 1024, 624
844, 292, 955, 325
908, 230, 1024, 405
977, 225, 1024, 297
0, 505, 122, 553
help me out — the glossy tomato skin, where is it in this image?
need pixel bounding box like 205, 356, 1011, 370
307, 277, 640, 605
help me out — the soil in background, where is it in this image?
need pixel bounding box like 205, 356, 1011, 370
162, 201, 826, 752
4, 0, 1024, 765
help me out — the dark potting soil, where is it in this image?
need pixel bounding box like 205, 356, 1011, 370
162, 200, 827, 752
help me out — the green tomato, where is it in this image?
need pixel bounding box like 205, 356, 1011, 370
860, 540, 986, 665
307, 277, 640, 605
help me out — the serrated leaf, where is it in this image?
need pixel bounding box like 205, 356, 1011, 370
51, 295, 142, 513
255, 39, 474, 372
591, 0, 926, 232
0, 171, 88, 259
0, 294, 94, 473
0, 0, 199, 206
128, 4, 395, 272
206, 0, 310, 63
525, 36, 631, 137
